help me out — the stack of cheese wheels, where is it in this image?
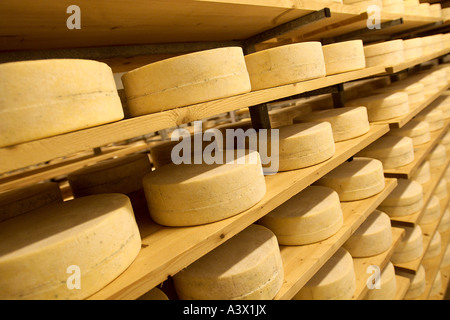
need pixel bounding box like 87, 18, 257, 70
0, 193, 141, 299
292, 247, 356, 300
433, 69, 448, 89
414, 107, 444, 132
363, 262, 397, 300
429, 271, 442, 297
343, 210, 392, 257
356, 136, 414, 169
292, 106, 370, 142
424, 231, 441, 260
0, 59, 124, 148
138, 287, 169, 300
426, 144, 447, 168
0, 182, 63, 223
315, 157, 385, 201
403, 38, 423, 61
142, 150, 266, 226
419, 195, 441, 226
321, 40, 365, 76
258, 186, 343, 245
380, 81, 425, 104
378, 179, 423, 218
244, 42, 326, 91
173, 224, 284, 300
433, 178, 448, 201
438, 209, 450, 232
391, 225, 423, 264
121, 47, 251, 116
418, 74, 438, 96
411, 160, 431, 186
387, 120, 430, 146
346, 91, 409, 122
430, 3, 442, 18
382, 0, 404, 14
399, 265, 426, 300
363, 40, 404, 68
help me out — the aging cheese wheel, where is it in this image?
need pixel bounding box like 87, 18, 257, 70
292, 247, 356, 300
293, 106, 370, 142
121, 47, 251, 116
419, 2, 431, 17
258, 186, 343, 245
411, 160, 431, 186
343, 210, 392, 257
419, 195, 441, 226
0, 182, 63, 223
415, 108, 444, 132
363, 40, 405, 67
142, 151, 266, 226
315, 157, 385, 201
0, 59, 124, 148
424, 231, 441, 260
433, 70, 448, 89
387, 120, 430, 146
438, 208, 450, 233
403, 38, 423, 61
430, 270, 442, 297
441, 244, 450, 267
391, 225, 423, 264
173, 224, 283, 300
356, 136, 414, 169
400, 265, 426, 300
427, 144, 447, 168
0, 193, 141, 300
244, 42, 326, 91
383, 0, 405, 14
433, 178, 448, 201
378, 179, 423, 217
322, 40, 365, 75
137, 287, 169, 300
364, 262, 397, 300
377, 82, 425, 104
438, 101, 450, 120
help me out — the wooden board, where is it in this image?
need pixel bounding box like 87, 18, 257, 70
394, 275, 411, 300
384, 49, 450, 75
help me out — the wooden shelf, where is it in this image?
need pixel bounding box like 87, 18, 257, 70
275, 178, 397, 300
394, 274, 411, 300
384, 49, 450, 75
85, 124, 389, 300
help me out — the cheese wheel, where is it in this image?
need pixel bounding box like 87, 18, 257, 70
391, 225, 423, 264
258, 186, 343, 245
363, 40, 405, 67
438, 100, 450, 120
377, 82, 425, 104
122, 47, 251, 116
399, 265, 426, 300
142, 150, 266, 226
418, 74, 438, 95
438, 208, 450, 233
0, 193, 141, 300
347, 91, 409, 122
356, 136, 414, 169
411, 160, 431, 186
343, 210, 392, 257
419, 3, 431, 17
292, 247, 356, 300
424, 231, 441, 260
433, 178, 448, 201
0, 182, 63, 223
322, 40, 365, 75
378, 179, 423, 217
383, 1, 405, 14
293, 106, 370, 142
430, 3, 442, 18
426, 144, 447, 168
173, 224, 283, 300
364, 262, 397, 300
388, 121, 430, 146
441, 244, 450, 267
430, 271, 442, 297
433, 70, 448, 89
137, 287, 169, 300
419, 195, 441, 226
314, 157, 385, 201
244, 42, 326, 91
0, 59, 124, 148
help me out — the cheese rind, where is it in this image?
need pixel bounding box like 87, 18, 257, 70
391, 225, 424, 264
399, 264, 426, 300
363, 40, 405, 67
415, 108, 444, 132
364, 262, 397, 300
377, 178, 423, 217
387, 120, 430, 146
419, 195, 441, 226
424, 231, 441, 260
411, 160, 431, 186
427, 144, 447, 168
322, 40, 365, 76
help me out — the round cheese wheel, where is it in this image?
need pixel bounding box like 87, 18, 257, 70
441, 244, 450, 267
377, 82, 425, 104
391, 225, 424, 264
293, 106, 370, 142
403, 38, 422, 50
419, 195, 441, 226
0, 59, 124, 148
383, 2, 405, 14
424, 231, 441, 260
322, 40, 365, 75
364, 262, 397, 300
0, 193, 141, 300
441, 130, 450, 151
433, 178, 448, 201
433, 70, 448, 89
142, 150, 266, 226
0, 182, 63, 223
292, 247, 356, 300
419, 3, 431, 17
343, 210, 392, 257
315, 157, 385, 201
363, 40, 405, 67
378, 178, 423, 217
387, 120, 430, 146
258, 185, 343, 245
427, 144, 447, 168
402, 265, 426, 300
122, 47, 251, 116
173, 224, 284, 300
415, 108, 444, 132
356, 136, 414, 169
438, 208, 450, 232
244, 42, 326, 91
137, 287, 169, 300
430, 271, 442, 297
411, 160, 431, 186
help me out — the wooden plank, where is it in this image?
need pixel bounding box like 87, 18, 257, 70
86, 124, 389, 300
0, 65, 386, 174
394, 274, 411, 300
363, 13, 442, 36
275, 178, 397, 300
384, 49, 450, 75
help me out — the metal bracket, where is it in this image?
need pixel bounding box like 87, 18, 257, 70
249, 103, 271, 130
332, 83, 345, 108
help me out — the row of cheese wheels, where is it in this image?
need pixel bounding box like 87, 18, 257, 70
341, 0, 445, 17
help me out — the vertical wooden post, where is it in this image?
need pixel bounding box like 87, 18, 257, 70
332, 83, 345, 108
249, 103, 271, 130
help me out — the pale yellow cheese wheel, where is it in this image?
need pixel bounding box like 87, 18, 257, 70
0, 193, 141, 300
364, 262, 397, 300
293, 106, 370, 142
418, 74, 438, 95
399, 264, 426, 300
343, 210, 392, 257
438, 100, 450, 120
365, 50, 405, 68
427, 144, 447, 168
411, 160, 431, 186
438, 208, 450, 233
419, 195, 441, 226
322, 40, 365, 75
441, 244, 450, 267
376, 82, 425, 104
292, 247, 356, 300
258, 185, 343, 245
122, 47, 251, 116
0, 59, 124, 148
377, 178, 423, 217
430, 271, 442, 297
137, 287, 169, 300
142, 151, 266, 226
419, 2, 431, 17
433, 178, 448, 201
430, 3, 442, 18
387, 120, 430, 146
391, 225, 423, 264
314, 157, 385, 201
0, 182, 63, 223
383, 1, 405, 14
173, 224, 284, 300
244, 42, 326, 91
424, 231, 441, 260
363, 40, 404, 67
356, 136, 414, 169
